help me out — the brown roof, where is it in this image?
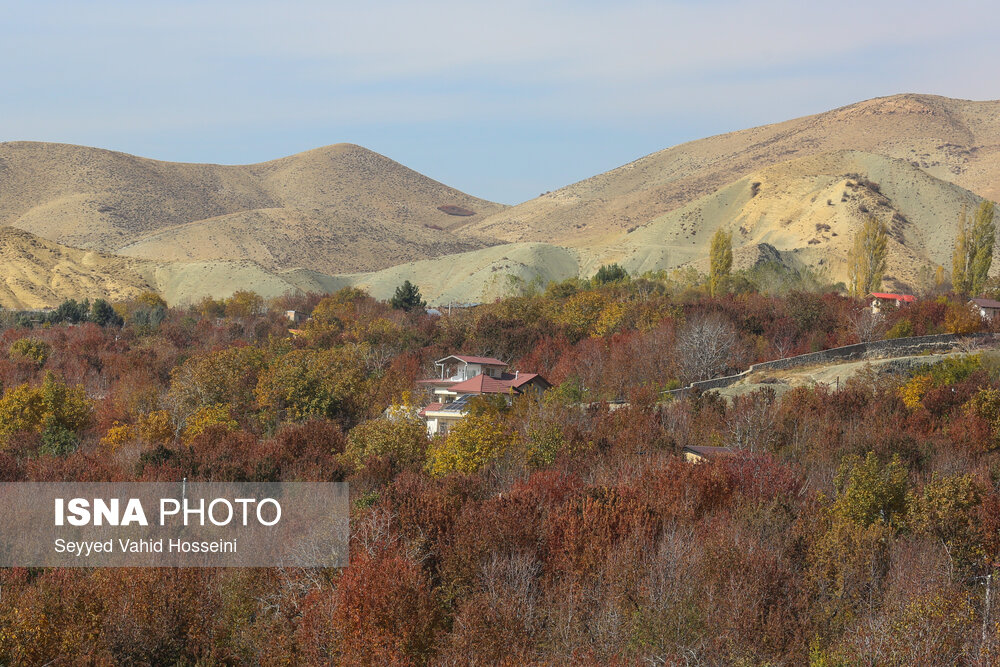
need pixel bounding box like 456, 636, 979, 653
971, 298, 1000, 309
437, 354, 507, 366
447, 374, 520, 394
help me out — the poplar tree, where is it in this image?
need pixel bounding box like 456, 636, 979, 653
709, 228, 733, 297
953, 201, 996, 296
847, 217, 888, 297
953, 205, 970, 295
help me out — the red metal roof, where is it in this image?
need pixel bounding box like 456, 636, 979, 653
418, 402, 443, 417
869, 292, 915, 302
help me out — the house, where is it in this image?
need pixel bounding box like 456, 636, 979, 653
970, 297, 1000, 321
682, 445, 736, 464
869, 292, 915, 314
285, 310, 308, 325
417, 354, 551, 435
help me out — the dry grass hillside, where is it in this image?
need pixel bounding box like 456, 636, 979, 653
589, 150, 986, 288
462, 94, 1000, 244
0, 227, 348, 310
334, 149, 989, 303
0, 142, 505, 272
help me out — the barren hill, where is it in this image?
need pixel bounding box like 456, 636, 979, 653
589, 150, 987, 288
462, 94, 1000, 244
0, 142, 505, 273
0, 227, 345, 310
336, 149, 989, 304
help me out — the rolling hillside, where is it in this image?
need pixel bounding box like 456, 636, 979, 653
461, 94, 1000, 245
2, 93, 997, 307
0, 142, 505, 273
0, 227, 346, 310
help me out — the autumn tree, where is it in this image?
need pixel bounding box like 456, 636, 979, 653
847, 217, 888, 297
425, 414, 513, 476
224, 290, 265, 318
709, 228, 733, 297
9, 338, 50, 365
167, 345, 267, 423
255, 346, 370, 425
347, 416, 428, 469
833, 452, 908, 528
0, 372, 93, 452
952, 201, 995, 296
675, 313, 738, 382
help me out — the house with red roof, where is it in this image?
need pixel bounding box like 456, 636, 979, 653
869, 292, 915, 314
417, 354, 551, 435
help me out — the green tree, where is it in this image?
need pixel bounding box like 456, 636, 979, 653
255, 346, 369, 425
709, 228, 733, 297
847, 217, 888, 297
390, 280, 426, 312
90, 298, 123, 327
952, 202, 995, 296
593, 263, 628, 285
908, 473, 980, 572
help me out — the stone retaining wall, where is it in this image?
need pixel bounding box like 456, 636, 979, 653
663, 332, 993, 398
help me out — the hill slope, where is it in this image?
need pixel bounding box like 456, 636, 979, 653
589, 150, 986, 288
0, 227, 347, 310
463, 94, 1000, 244
335, 149, 988, 304
0, 142, 505, 273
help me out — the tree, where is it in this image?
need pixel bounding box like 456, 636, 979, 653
675, 313, 738, 382
224, 290, 265, 319
390, 280, 426, 312
425, 414, 513, 476
709, 228, 733, 297
90, 298, 123, 327
347, 417, 428, 468
847, 217, 888, 297
953, 202, 995, 296
833, 452, 908, 528
255, 346, 369, 425
593, 263, 628, 285
0, 372, 93, 450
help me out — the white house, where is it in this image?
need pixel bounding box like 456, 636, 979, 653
417, 355, 551, 435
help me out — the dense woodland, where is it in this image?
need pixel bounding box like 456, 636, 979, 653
4, 265, 1000, 664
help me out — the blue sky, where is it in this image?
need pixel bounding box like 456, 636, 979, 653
1, 1, 997, 204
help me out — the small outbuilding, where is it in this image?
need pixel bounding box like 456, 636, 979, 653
970, 297, 1000, 321
682, 445, 736, 464
869, 292, 915, 314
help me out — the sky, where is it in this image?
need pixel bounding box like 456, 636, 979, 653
1, 1, 997, 204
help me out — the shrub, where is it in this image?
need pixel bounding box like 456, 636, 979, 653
347, 417, 428, 468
